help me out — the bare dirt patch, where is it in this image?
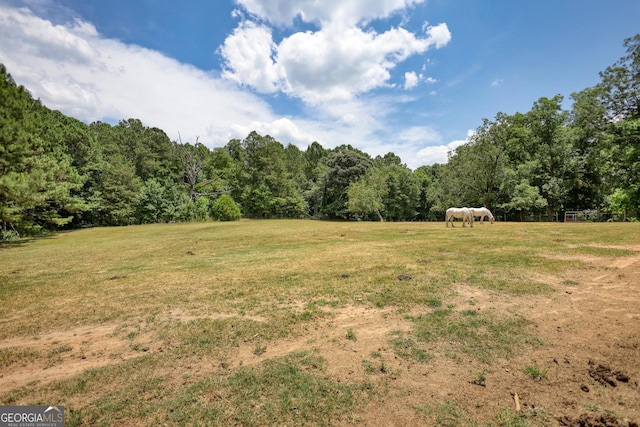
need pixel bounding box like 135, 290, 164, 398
0, 309, 274, 396
328, 247, 639, 426
440, 247, 640, 426
224, 246, 640, 425
0, 323, 156, 394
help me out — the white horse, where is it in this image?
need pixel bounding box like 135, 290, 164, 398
470, 207, 495, 224
446, 207, 474, 228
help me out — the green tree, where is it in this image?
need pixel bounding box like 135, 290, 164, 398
463, 113, 525, 210
346, 168, 387, 221
606, 188, 634, 221
137, 178, 178, 223
1, 65, 87, 236
303, 142, 330, 218
239, 131, 307, 218
212, 194, 241, 221
303, 141, 329, 181
566, 86, 609, 211
431, 152, 467, 212
604, 118, 640, 216
597, 34, 640, 216
174, 138, 219, 201
599, 34, 640, 120
194, 196, 210, 221
526, 95, 573, 220
414, 164, 442, 220
320, 146, 372, 219
112, 118, 176, 181
220, 139, 247, 208
379, 164, 420, 221
500, 180, 547, 221
93, 154, 142, 225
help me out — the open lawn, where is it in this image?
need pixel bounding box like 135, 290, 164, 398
1, 220, 639, 426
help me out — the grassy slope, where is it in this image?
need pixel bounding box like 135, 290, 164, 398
1, 220, 638, 426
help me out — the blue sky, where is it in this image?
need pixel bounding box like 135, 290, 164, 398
1, 0, 639, 168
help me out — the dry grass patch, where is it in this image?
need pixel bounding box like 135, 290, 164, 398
2, 220, 640, 425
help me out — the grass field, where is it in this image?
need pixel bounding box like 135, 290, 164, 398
1, 220, 639, 426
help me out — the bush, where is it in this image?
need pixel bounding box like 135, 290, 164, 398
195, 196, 210, 221
212, 194, 241, 221
1, 228, 20, 241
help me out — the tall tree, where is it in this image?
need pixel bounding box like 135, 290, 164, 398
526, 95, 573, 220
500, 179, 547, 222
112, 118, 176, 181
379, 164, 420, 221
598, 34, 640, 216
414, 164, 443, 221
599, 34, 640, 121
93, 153, 142, 225
1, 65, 86, 236
346, 168, 387, 221
464, 113, 525, 210
566, 86, 609, 210
173, 138, 221, 201
320, 147, 372, 219
303, 141, 330, 218
240, 131, 306, 218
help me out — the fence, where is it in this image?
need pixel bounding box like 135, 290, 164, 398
563, 210, 605, 222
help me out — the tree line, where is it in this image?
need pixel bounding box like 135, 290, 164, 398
1, 34, 638, 238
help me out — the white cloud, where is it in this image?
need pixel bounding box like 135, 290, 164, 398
235, 0, 427, 27
399, 126, 442, 144
424, 21, 452, 48
221, 1, 451, 104
404, 71, 419, 89
403, 72, 437, 89
491, 78, 504, 87
219, 21, 283, 93
230, 117, 318, 147
416, 129, 474, 165
345, 125, 446, 169
0, 4, 275, 146
278, 27, 391, 101
416, 145, 452, 165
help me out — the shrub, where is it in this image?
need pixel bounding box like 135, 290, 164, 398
212, 194, 241, 221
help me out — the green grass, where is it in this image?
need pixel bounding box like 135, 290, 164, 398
389, 335, 433, 363
415, 401, 550, 427
523, 362, 548, 381
411, 306, 540, 364
1, 220, 639, 425
52, 350, 369, 426
345, 328, 357, 341
414, 399, 478, 427
0, 347, 40, 368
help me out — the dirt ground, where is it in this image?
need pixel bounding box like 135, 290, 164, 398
1, 244, 639, 426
